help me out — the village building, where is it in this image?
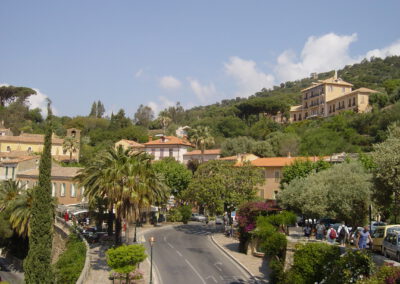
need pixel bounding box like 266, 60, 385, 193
0, 128, 81, 162
115, 139, 145, 152
183, 149, 221, 164
0, 152, 40, 181
17, 166, 84, 205
143, 135, 193, 163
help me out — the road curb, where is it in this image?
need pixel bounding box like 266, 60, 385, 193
210, 233, 256, 280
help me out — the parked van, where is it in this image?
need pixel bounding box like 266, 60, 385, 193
382, 231, 400, 261
372, 225, 400, 252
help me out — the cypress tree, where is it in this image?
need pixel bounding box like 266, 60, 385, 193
24, 101, 55, 283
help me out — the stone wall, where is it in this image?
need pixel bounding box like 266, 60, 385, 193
52, 220, 69, 263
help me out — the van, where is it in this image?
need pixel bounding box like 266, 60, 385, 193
382, 231, 400, 261
372, 225, 400, 252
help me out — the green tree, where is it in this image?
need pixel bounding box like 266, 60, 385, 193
0, 85, 36, 107
251, 141, 274, 158
106, 244, 147, 283
96, 100, 105, 118
134, 104, 154, 128
152, 157, 192, 200
62, 136, 80, 163
24, 101, 55, 283
183, 160, 263, 216
279, 161, 372, 227
189, 125, 215, 162
89, 101, 97, 117
221, 136, 254, 157
372, 123, 400, 221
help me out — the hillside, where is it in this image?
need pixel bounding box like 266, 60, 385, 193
1, 56, 400, 163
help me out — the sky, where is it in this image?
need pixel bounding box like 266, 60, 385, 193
1, 0, 400, 117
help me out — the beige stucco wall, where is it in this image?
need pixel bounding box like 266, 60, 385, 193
17, 176, 84, 205
0, 142, 64, 156
256, 166, 282, 200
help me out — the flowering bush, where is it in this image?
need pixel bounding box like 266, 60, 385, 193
357, 264, 400, 284
110, 269, 144, 280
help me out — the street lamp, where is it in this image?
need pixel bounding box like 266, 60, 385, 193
149, 236, 155, 284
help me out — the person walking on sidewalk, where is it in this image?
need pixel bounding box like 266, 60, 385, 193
356, 226, 373, 249
326, 225, 337, 244
337, 222, 349, 247
316, 222, 325, 240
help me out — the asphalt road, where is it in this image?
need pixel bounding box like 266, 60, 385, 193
0, 257, 23, 284
143, 223, 256, 284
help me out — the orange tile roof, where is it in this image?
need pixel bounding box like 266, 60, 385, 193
301, 76, 353, 92
326, 87, 378, 102
0, 151, 32, 158
0, 134, 64, 144
144, 136, 193, 147
249, 156, 326, 167
184, 149, 221, 156
0, 156, 39, 165
17, 166, 82, 179
117, 139, 144, 148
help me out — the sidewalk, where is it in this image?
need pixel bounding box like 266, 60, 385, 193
212, 232, 270, 283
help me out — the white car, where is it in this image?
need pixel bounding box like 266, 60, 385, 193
191, 213, 206, 222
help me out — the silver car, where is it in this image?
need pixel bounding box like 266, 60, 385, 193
382, 231, 400, 261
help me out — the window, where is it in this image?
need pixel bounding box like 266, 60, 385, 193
273, 190, 279, 199
11, 167, 15, 179
348, 99, 351, 107
27, 147, 32, 153
329, 105, 332, 113
299, 114, 302, 120
321, 107, 324, 114
71, 184, 76, 197
333, 104, 336, 112
61, 183, 66, 197
263, 170, 268, 179
342, 87, 345, 93
293, 114, 297, 121
151, 148, 156, 157
352, 97, 356, 106
274, 170, 280, 182
169, 148, 173, 157
160, 148, 164, 158
25, 181, 29, 190
6, 146, 11, 152
5, 167, 9, 179
52, 183, 57, 197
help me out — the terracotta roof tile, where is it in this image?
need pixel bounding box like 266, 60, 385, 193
0, 156, 39, 165
17, 166, 82, 179
184, 149, 221, 156
326, 87, 378, 102
116, 139, 144, 148
0, 134, 64, 144
144, 136, 193, 147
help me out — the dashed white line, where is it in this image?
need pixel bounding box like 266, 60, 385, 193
176, 250, 183, 257
185, 259, 206, 284
167, 242, 174, 249
205, 275, 218, 283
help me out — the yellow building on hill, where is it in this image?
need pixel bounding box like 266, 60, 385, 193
0, 128, 81, 162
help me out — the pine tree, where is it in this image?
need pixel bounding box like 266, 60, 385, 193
24, 100, 55, 283
89, 101, 97, 117
97, 100, 105, 118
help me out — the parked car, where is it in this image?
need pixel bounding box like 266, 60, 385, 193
215, 216, 223, 225
191, 213, 207, 222
372, 225, 400, 252
371, 221, 387, 233
382, 231, 400, 261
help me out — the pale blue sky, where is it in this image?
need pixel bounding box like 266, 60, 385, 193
1, 0, 399, 117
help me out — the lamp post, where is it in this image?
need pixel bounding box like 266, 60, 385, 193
149, 236, 155, 284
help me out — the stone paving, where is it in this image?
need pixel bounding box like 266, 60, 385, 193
212, 232, 270, 283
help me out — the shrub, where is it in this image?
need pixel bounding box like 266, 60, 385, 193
54, 232, 87, 284
358, 264, 400, 284
167, 208, 182, 222
326, 250, 374, 284
261, 232, 287, 259
179, 205, 192, 224
285, 242, 340, 284
106, 244, 147, 274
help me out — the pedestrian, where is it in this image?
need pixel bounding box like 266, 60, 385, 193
64, 211, 69, 222
315, 222, 325, 240
356, 226, 373, 249
337, 222, 349, 247
304, 224, 311, 238
326, 225, 337, 244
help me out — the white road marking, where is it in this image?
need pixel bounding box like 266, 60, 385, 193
214, 262, 223, 272
185, 258, 206, 284
205, 275, 218, 283
176, 250, 183, 257
167, 242, 174, 249
219, 275, 224, 280
163, 236, 167, 242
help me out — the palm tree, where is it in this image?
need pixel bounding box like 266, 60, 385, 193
0, 180, 21, 212
62, 136, 79, 163
189, 126, 215, 163
76, 146, 169, 245
9, 188, 34, 237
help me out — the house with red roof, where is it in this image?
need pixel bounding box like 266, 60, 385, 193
143, 135, 193, 163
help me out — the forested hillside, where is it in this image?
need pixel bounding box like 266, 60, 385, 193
1, 56, 400, 164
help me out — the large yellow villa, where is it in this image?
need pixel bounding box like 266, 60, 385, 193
271, 72, 378, 123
